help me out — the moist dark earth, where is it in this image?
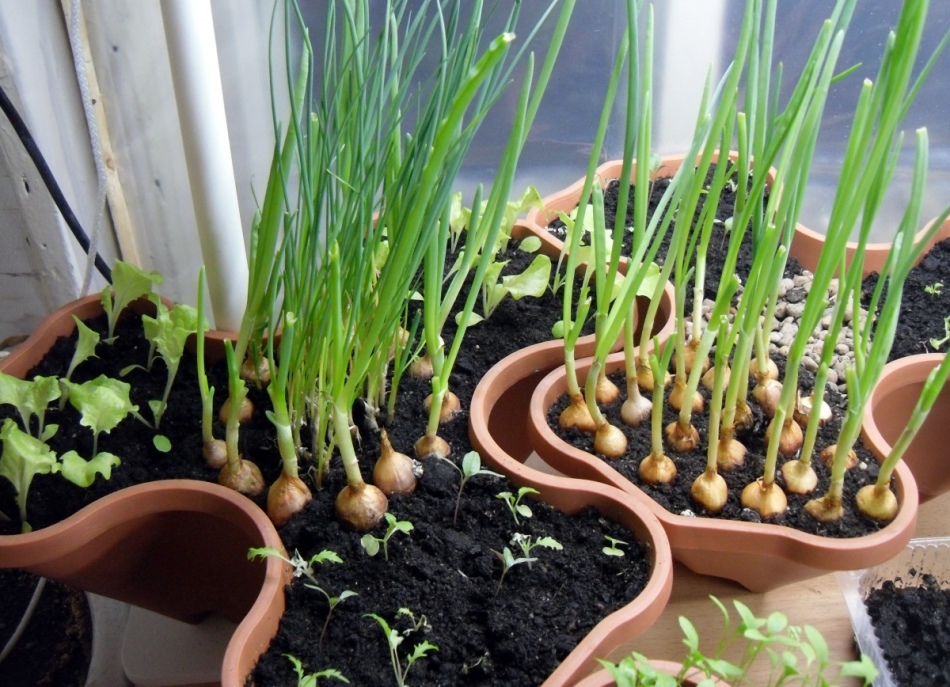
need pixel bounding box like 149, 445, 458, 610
866, 574, 950, 686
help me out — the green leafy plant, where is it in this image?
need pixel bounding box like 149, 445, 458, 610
602, 535, 628, 557
365, 608, 438, 687
924, 281, 943, 297
0, 372, 60, 441
139, 301, 199, 429
60, 375, 137, 457
361, 513, 414, 562
0, 418, 119, 532
495, 533, 562, 594
100, 259, 163, 343
249, 547, 355, 647
284, 654, 348, 686
595, 596, 877, 687
495, 486, 539, 525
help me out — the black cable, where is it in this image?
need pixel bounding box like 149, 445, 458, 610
0, 82, 112, 283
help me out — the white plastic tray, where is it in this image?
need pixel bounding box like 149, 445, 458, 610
837, 536, 950, 687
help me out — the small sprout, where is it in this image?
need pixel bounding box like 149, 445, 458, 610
365, 609, 438, 687
442, 450, 502, 525
249, 547, 356, 648
496, 486, 539, 525
61, 375, 138, 457
140, 302, 199, 428
924, 281, 943, 297
153, 435, 172, 453
495, 533, 562, 594
930, 315, 950, 350
284, 654, 349, 686
0, 373, 60, 441
361, 513, 413, 561
602, 535, 627, 557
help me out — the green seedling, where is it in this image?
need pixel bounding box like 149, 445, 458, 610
603, 536, 628, 557
284, 654, 348, 686
596, 596, 878, 687
495, 533, 562, 594
930, 315, 950, 350
0, 372, 60, 441
249, 547, 355, 648
462, 250, 551, 325
61, 375, 138, 456
365, 608, 438, 687
139, 302, 199, 429
100, 259, 163, 343
441, 450, 502, 525
57, 316, 101, 412
361, 513, 413, 562
0, 418, 119, 532
496, 486, 539, 525
925, 282, 944, 297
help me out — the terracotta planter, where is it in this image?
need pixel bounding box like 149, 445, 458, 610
789, 214, 950, 277
861, 353, 950, 504
523, 348, 919, 592
468, 339, 674, 687
573, 660, 731, 687
0, 295, 290, 685
513, 153, 779, 274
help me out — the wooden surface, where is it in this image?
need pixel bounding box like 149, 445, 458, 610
613, 491, 950, 684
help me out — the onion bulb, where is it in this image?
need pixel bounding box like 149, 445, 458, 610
741, 478, 787, 518
638, 451, 677, 484
374, 430, 419, 496
781, 460, 818, 495
804, 493, 844, 522
701, 364, 729, 391
793, 394, 832, 426
203, 439, 228, 469
595, 371, 620, 405
637, 363, 671, 392
734, 400, 754, 435
683, 339, 709, 375
424, 391, 461, 424
691, 470, 728, 513
218, 456, 265, 496
621, 388, 651, 427
765, 417, 803, 456
414, 432, 450, 460
267, 472, 312, 527
665, 420, 699, 453
751, 357, 779, 381
241, 355, 270, 386
717, 432, 746, 471
335, 483, 388, 531
855, 484, 898, 522
409, 354, 433, 380
594, 422, 627, 459
559, 394, 596, 433
819, 444, 858, 470
752, 379, 783, 418
219, 397, 254, 425
668, 381, 703, 413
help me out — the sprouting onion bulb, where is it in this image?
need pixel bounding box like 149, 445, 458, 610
219, 455, 265, 496
595, 371, 620, 404
560, 394, 596, 433
424, 391, 461, 424
219, 397, 254, 425
782, 459, 818, 495
374, 429, 418, 496
267, 472, 312, 527
335, 483, 389, 532
752, 378, 783, 419
691, 469, 728, 513
203, 440, 228, 469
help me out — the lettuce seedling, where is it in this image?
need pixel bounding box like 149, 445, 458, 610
0, 418, 119, 532
496, 486, 539, 525
57, 316, 101, 411
0, 372, 60, 441
100, 260, 163, 343
284, 655, 348, 686
365, 608, 438, 687
140, 302, 199, 428
61, 375, 137, 456
495, 533, 562, 594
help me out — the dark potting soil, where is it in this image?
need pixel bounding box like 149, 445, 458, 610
862, 236, 950, 362
865, 575, 950, 685
546, 360, 890, 539
0, 569, 92, 686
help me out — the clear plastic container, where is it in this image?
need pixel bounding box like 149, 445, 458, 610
837, 536, 950, 687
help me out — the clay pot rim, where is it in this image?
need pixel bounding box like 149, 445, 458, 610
861, 352, 945, 459
527, 347, 918, 562
469, 338, 674, 687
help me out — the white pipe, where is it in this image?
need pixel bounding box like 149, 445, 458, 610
160, 0, 248, 330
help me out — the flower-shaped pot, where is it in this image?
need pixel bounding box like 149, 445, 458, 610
0, 295, 290, 685
468, 340, 674, 687
861, 353, 950, 504
524, 348, 919, 593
